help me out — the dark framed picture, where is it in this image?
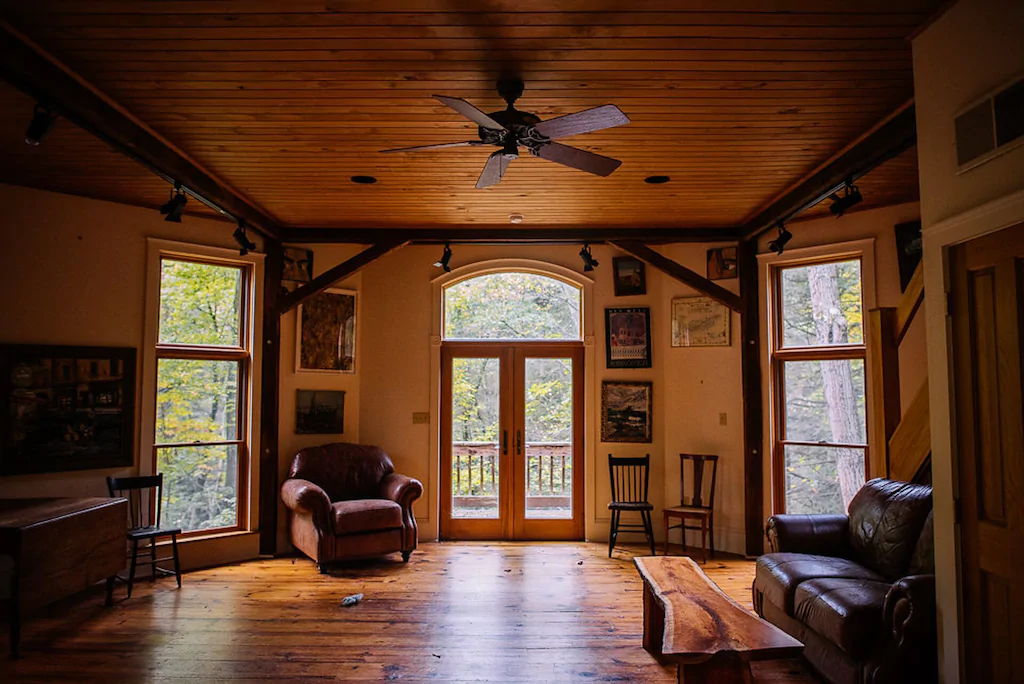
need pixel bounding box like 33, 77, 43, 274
894, 220, 923, 292
706, 246, 738, 280
612, 257, 646, 296
1, 344, 136, 475
295, 390, 345, 434
605, 307, 652, 368
601, 381, 653, 443
283, 247, 314, 284
296, 288, 357, 373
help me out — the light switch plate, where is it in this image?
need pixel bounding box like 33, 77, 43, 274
719, 413, 728, 426
412, 412, 430, 424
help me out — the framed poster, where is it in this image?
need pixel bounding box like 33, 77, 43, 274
296, 288, 357, 373
706, 246, 738, 280
600, 381, 653, 443
1, 344, 136, 475
605, 307, 652, 368
671, 297, 731, 347
612, 257, 646, 296
295, 390, 345, 434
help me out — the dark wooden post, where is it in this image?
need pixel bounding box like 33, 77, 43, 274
738, 240, 764, 557
259, 240, 283, 556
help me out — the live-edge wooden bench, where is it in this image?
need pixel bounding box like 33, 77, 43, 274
634, 556, 803, 683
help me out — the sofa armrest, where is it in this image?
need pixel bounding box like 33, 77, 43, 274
380, 473, 423, 509
884, 574, 936, 649
280, 478, 332, 528
765, 513, 850, 555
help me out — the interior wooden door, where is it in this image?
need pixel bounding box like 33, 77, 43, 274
950, 222, 1024, 682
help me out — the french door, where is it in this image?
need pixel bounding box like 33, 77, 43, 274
440, 342, 584, 540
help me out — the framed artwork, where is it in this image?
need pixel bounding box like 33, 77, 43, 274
600, 381, 653, 443
1, 344, 136, 475
894, 220, 923, 292
295, 390, 345, 434
282, 247, 314, 284
612, 257, 646, 296
605, 307, 652, 368
706, 247, 738, 280
671, 297, 731, 347
296, 288, 357, 373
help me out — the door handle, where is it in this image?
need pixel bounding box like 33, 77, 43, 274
516, 430, 522, 455
502, 430, 508, 455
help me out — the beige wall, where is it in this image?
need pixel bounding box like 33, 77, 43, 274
913, 0, 1024, 680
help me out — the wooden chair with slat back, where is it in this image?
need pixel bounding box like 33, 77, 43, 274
106, 474, 182, 598
663, 454, 719, 563
607, 454, 656, 558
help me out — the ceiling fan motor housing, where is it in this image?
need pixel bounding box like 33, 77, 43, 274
479, 108, 549, 156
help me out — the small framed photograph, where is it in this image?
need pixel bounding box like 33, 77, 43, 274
671, 297, 731, 347
601, 381, 653, 443
283, 247, 314, 284
296, 288, 357, 373
612, 257, 646, 296
295, 390, 345, 434
605, 307, 652, 368
706, 247, 738, 280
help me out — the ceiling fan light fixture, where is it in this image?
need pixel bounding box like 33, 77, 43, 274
768, 223, 793, 255
579, 243, 599, 272
433, 243, 453, 273
644, 175, 671, 184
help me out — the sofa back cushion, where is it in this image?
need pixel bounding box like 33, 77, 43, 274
290, 443, 394, 503
848, 478, 932, 580
908, 510, 935, 575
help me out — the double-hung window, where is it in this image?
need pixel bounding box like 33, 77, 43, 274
154, 255, 253, 534
770, 257, 868, 514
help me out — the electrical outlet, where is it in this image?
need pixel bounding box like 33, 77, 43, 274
719, 412, 728, 426
412, 412, 430, 424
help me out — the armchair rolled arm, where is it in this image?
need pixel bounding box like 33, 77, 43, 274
883, 574, 936, 649
766, 513, 850, 556
280, 478, 332, 528
380, 473, 423, 508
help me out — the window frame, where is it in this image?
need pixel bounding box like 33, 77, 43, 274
143, 244, 262, 540
768, 253, 870, 515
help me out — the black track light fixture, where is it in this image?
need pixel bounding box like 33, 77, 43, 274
25, 104, 56, 146
233, 220, 257, 256
159, 183, 188, 223
433, 243, 453, 273
768, 222, 793, 255
579, 243, 599, 272
828, 182, 863, 218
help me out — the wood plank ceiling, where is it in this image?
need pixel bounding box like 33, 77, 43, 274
0, 1, 941, 233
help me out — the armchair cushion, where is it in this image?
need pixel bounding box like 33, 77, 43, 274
794, 577, 891, 660
756, 552, 885, 615
332, 499, 403, 536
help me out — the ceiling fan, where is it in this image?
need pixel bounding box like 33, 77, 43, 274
380, 79, 630, 189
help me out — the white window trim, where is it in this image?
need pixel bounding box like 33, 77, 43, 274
141, 238, 265, 535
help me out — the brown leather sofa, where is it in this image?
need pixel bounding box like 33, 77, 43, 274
280, 443, 423, 572
752, 478, 936, 684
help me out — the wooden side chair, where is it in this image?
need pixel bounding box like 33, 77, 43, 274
663, 453, 719, 563
607, 454, 656, 557
106, 474, 182, 597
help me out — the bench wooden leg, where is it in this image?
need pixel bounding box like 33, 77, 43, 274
641, 581, 665, 656
677, 653, 752, 684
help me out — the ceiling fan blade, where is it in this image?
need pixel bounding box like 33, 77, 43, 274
534, 104, 630, 140
380, 141, 483, 153
476, 151, 511, 189
536, 142, 621, 177
434, 95, 507, 131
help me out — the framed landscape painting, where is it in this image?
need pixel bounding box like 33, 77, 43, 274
671, 297, 731, 347
600, 381, 652, 443
296, 288, 357, 373
295, 390, 345, 434
612, 257, 646, 296
605, 307, 652, 368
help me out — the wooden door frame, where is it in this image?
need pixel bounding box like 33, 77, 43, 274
439, 341, 585, 541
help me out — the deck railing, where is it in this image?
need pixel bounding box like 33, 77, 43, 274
452, 442, 572, 499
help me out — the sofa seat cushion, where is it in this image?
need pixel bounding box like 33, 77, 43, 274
794, 577, 891, 660
332, 499, 403, 536
756, 552, 886, 615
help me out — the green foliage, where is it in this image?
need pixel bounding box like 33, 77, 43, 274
445, 273, 580, 340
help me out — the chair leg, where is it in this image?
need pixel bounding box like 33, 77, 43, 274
149, 537, 157, 582
643, 511, 656, 556
127, 539, 138, 599
608, 510, 618, 557
709, 513, 715, 560
701, 518, 708, 565
171, 534, 182, 588
663, 513, 670, 556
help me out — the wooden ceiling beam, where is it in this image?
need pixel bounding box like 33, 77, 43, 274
277, 240, 405, 315
0, 19, 283, 240
739, 102, 917, 242
610, 240, 743, 312
284, 227, 741, 244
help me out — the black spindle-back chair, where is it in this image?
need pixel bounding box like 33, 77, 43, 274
106, 474, 182, 598
663, 454, 719, 563
607, 454, 656, 557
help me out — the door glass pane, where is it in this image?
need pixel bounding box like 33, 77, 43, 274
157, 444, 239, 531
783, 359, 866, 444
451, 357, 500, 519
779, 260, 863, 348
524, 357, 573, 519
444, 273, 581, 341
783, 444, 866, 514
159, 259, 244, 347
156, 359, 239, 444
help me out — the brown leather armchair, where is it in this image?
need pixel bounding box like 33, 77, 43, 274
281, 443, 423, 572
752, 478, 936, 684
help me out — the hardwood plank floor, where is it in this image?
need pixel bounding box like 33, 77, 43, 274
1, 542, 818, 682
